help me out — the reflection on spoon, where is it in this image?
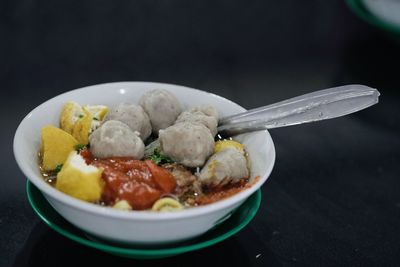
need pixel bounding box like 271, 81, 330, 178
218, 84, 380, 137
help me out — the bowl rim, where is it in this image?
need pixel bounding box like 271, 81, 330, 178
26, 180, 262, 257
14, 81, 275, 221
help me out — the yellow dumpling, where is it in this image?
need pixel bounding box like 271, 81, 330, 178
41, 126, 78, 171
60, 101, 83, 134
214, 140, 245, 154
61, 102, 108, 144
72, 108, 92, 145
84, 105, 109, 135
56, 151, 104, 202
83, 105, 109, 121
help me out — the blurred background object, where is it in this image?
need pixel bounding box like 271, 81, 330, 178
347, 0, 400, 35
1, 1, 400, 266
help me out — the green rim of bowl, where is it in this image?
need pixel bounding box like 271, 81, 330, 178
26, 181, 261, 259
346, 0, 400, 35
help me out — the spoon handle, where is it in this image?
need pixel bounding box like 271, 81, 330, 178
217, 84, 380, 136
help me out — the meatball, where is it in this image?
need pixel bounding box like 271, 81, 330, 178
188, 105, 219, 121
139, 89, 182, 134
175, 110, 218, 137
103, 103, 151, 141
159, 122, 214, 168
89, 120, 144, 159
198, 147, 249, 187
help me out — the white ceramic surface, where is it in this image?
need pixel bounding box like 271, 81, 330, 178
14, 82, 275, 245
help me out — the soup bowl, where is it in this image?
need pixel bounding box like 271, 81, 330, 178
13, 82, 275, 245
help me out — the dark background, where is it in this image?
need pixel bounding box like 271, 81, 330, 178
2, 0, 400, 266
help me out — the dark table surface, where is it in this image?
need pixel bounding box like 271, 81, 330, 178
2, 1, 400, 266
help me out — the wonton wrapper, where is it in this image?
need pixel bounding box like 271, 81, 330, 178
199, 147, 249, 187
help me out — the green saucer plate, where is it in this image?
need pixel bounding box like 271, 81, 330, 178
26, 181, 261, 259
347, 0, 400, 35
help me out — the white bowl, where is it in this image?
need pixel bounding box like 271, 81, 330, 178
13, 82, 275, 245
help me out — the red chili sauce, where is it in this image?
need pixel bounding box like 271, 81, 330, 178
196, 176, 259, 205
80, 149, 176, 210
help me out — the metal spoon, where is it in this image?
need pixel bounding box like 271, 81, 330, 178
217, 84, 380, 137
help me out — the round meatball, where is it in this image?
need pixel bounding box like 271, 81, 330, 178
159, 122, 214, 167
198, 147, 249, 187
89, 120, 144, 159
139, 89, 182, 134
189, 105, 219, 121
175, 110, 218, 137
103, 103, 151, 141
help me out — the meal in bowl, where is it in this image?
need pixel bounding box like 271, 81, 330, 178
39, 89, 255, 212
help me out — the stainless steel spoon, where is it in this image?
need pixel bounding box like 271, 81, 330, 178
217, 84, 380, 137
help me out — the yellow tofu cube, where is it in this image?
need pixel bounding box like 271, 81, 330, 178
60, 101, 83, 134
41, 126, 78, 171
56, 151, 104, 202
72, 108, 92, 145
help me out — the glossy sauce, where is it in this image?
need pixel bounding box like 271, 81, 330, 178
81, 149, 176, 210
195, 176, 259, 205
41, 149, 253, 210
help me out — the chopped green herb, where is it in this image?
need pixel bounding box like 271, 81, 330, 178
78, 114, 84, 118
75, 144, 86, 152
93, 117, 99, 121
149, 149, 173, 165
54, 164, 63, 173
